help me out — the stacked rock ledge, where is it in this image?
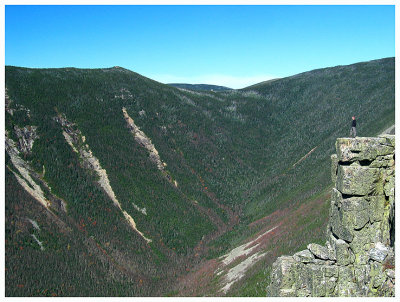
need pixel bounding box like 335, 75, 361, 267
267, 135, 395, 297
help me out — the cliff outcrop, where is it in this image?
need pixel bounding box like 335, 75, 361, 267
267, 135, 395, 297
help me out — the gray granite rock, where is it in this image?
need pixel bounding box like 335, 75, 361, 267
267, 136, 395, 297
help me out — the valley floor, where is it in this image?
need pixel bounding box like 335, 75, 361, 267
175, 190, 331, 296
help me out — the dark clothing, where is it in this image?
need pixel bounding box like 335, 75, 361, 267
350, 118, 357, 137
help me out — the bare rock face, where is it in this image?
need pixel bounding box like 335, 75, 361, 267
293, 249, 314, 263
267, 135, 395, 297
5, 134, 51, 209
122, 107, 178, 187
307, 243, 331, 260
5, 89, 38, 155
14, 125, 38, 154
54, 112, 152, 243
122, 107, 165, 171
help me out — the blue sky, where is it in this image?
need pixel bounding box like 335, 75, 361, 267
5, 5, 395, 88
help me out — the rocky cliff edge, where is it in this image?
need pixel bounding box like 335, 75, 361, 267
267, 135, 395, 297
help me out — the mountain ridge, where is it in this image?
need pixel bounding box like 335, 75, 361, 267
168, 83, 233, 92
7, 56, 393, 91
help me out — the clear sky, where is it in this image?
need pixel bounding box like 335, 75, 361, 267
5, 4, 395, 89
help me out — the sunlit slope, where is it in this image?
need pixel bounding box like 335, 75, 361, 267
173, 57, 395, 296
237, 57, 395, 221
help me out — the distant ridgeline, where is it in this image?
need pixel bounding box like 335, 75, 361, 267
267, 135, 395, 297
168, 83, 233, 92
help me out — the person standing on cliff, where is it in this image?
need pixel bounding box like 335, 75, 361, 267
350, 116, 357, 137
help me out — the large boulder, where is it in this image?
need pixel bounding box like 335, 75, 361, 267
334, 239, 354, 266
293, 249, 315, 263
336, 137, 394, 163
336, 165, 382, 196
340, 196, 369, 230
307, 243, 330, 260
369, 242, 389, 262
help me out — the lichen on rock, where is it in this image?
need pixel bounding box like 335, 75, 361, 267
267, 135, 395, 297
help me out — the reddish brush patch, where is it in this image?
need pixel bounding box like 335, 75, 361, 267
248, 208, 288, 228
246, 223, 283, 251
177, 259, 220, 296
175, 190, 331, 296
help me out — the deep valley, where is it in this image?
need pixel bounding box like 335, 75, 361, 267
5, 57, 395, 296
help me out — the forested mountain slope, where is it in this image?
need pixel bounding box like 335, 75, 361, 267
5, 57, 394, 296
